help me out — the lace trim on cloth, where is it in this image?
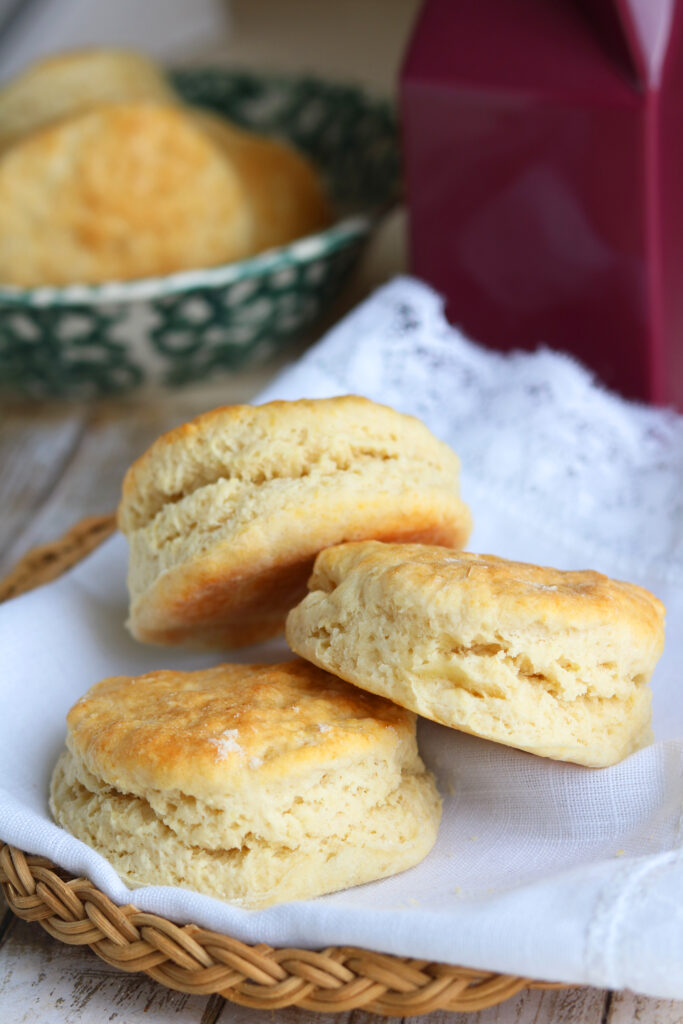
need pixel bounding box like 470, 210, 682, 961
262, 277, 683, 583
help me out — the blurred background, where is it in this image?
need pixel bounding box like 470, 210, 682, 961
3, 0, 681, 406
0, 0, 420, 87
0, 0, 424, 402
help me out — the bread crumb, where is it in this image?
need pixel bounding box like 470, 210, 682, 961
209, 728, 242, 760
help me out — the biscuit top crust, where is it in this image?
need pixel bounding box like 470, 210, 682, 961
306, 542, 666, 647
0, 48, 180, 149
117, 396, 462, 533
65, 659, 414, 798
0, 102, 254, 287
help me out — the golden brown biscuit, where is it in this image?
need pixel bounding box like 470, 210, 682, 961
117, 396, 472, 648
0, 48, 179, 150
50, 660, 441, 907
0, 52, 330, 287
286, 542, 666, 767
0, 103, 254, 286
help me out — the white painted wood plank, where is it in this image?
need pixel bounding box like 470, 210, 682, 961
395, 985, 607, 1024
215, 1002, 354, 1023
608, 989, 683, 1024
0, 916, 212, 1023
0, 914, 359, 1024
0, 408, 86, 565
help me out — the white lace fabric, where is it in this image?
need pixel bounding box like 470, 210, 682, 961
1, 277, 682, 998
262, 277, 683, 583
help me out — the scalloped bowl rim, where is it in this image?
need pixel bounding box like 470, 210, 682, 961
0, 214, 372, 308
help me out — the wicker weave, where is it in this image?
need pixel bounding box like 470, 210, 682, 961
0, 514, 116, 602
0, 517, 567, 1016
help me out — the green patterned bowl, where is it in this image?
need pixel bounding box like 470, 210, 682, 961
0, 69, 399, 398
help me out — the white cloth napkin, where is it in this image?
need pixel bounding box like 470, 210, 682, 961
2, 277, 683, 999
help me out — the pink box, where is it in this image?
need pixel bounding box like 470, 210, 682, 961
400, 0, 683, 408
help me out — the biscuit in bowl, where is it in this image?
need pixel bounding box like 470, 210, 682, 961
0, 48, 332, 287
0, 48, 179, 150
50, 660, 441, 908
286, 542, 666, 767
192, 110, 331, 254
117, 396, 472, 647
0, 103, 253, 287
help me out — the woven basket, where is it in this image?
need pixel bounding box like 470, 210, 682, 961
0, 517, 568, 1016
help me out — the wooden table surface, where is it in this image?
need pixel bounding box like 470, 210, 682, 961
1, 2, 682, 1021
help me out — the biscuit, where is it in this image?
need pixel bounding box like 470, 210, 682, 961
0, 49, 179, 150
50, 660, 441, 908
0, 66, 330, 287
193, 110, 331, 252
0, 103, 253, 287
117, 397, 472, 647
286, 542, 666, 767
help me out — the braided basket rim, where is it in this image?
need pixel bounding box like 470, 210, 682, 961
0, 516, 569, 1016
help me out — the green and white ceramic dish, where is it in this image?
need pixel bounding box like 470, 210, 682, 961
0, 69, 399, 398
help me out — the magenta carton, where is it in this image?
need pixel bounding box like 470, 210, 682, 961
400, 0, 683, 408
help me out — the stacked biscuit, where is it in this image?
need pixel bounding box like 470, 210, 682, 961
51, 396, 666, 908
0, 50, 330, 287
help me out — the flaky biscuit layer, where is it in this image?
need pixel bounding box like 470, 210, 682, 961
50, 660, 441, 906
286, 542, 666, 767
51, 751, 440, 909
118, 398, 472, 647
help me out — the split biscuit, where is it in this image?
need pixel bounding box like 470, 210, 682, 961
50, 660, 441, 908
117, 397, 472, 647
286, 542, 666, 767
